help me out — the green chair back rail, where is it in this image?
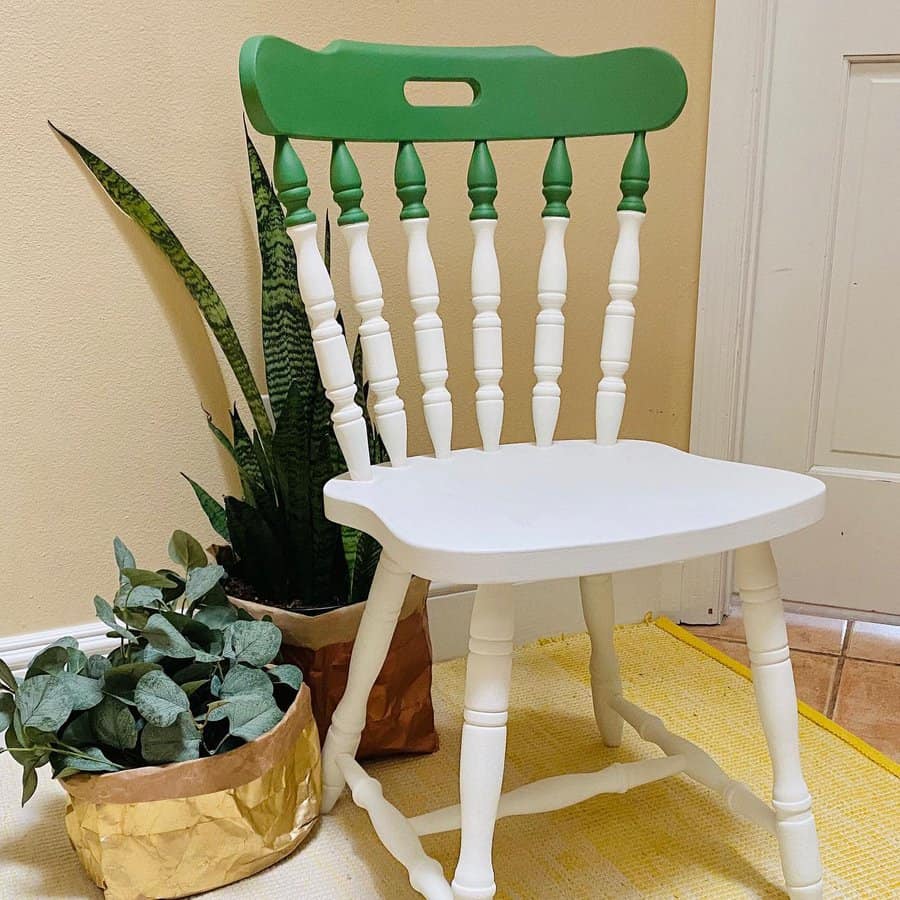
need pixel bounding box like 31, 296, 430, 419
239, 35, 687, 476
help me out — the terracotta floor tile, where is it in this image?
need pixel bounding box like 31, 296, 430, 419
685, 608, 846, 655
696, 639, 837, 713
832, 659, 900, 762
845, 621, 900, 665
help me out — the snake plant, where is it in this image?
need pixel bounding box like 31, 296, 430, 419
54, 123, 383, 610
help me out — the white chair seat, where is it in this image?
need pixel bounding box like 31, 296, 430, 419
325, 439, 825, 584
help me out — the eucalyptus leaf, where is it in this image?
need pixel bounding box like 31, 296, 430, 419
121, 568, 177, 590
141, 711, 201, 763
90, 696, 138, 750
25, 646, 69, 679
168, 530, 208, 571
193, 603, 238, 630
219, 664, 273, 700
0, 657, 17, 693
113, 536, 136, 572
95, 594, 138, 640
134, 671, 190, 727
267, 664, 303, 691
123, 585, 165, 609
206, 694, 282, 742
16, 675, 73, 733
65, 647, 88, 675
179, 679, 209, 697
102, 662, 162, 701
142, 614, 196, 659
185, 564, 225, 602
58, 673, 104, 711
53, 745, 121, 775
225, 620, 281, 667
85, 655, 112, 680
171, 662, 216, 685
21, 760, 38, 806
60, 712, 95, 747
0, 693, 14, 731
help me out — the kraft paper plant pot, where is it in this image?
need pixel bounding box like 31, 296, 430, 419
230, 576, 438, 759
62, 684, 320, 900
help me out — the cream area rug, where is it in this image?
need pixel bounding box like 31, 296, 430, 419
1, 620, 897, 898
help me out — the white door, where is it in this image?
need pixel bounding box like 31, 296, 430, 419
739, 1, 900, 616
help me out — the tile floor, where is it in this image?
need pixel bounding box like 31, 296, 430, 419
685, 609, 900, 763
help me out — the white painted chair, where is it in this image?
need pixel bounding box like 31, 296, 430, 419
242, 37, 825, 899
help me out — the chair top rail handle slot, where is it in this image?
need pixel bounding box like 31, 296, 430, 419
241, 37, 687, 143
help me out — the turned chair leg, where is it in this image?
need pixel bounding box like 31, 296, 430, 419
580, 573, 624, 747
451, 584, 515, 900
321, 554, 411, 813
735, 543, 823, 899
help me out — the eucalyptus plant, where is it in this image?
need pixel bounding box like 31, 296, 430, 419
0, 532, 303, 805
52, 123, 383, 610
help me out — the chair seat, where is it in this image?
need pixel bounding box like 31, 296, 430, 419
324, 440, 825, 584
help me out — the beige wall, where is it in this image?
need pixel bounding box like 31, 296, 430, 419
0, 1, 713, 637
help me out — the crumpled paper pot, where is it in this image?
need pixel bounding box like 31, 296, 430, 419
230, 576, 438, 759
62, 683, 320, 900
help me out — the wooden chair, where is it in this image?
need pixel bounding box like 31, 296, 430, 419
241, 37, 825, 900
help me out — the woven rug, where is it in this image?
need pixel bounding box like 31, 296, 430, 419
1, 620, 897, 898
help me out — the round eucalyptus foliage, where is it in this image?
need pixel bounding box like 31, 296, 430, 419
0, 531, 302, 805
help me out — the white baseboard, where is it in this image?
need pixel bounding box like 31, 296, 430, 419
0, 620, 117, 677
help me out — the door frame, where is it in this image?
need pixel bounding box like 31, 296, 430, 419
683, 0, 778, 622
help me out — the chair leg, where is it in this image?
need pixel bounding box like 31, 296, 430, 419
451, 584, 515, 900
579, 574, 624, 747
321, 554, 411, 814
735, 543, 823, 899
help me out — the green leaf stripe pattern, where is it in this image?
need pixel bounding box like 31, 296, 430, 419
245, 125, 317, 421
52, 123, 272, 443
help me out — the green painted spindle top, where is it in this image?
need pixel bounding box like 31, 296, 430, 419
467, 140, 498, 221
394, 141, 429, 220
541, 137, 572, 218
330, 140, 369, 225
618, 131, 650, 213
274, 136, 316, 227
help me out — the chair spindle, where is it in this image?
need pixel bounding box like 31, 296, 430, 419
395, 141, 453, 459
533, 137, 572, 447
595, 132, 649, 445
468, 140, 503, 452
273, 137, 372, 481
331, 140, 408, 466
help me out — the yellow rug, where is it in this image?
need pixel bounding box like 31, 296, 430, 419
1, 621, 897, 898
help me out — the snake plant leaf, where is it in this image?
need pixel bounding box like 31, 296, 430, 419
219, 664, 273, 700
224, 620, 282, 667
206, 693, 282, 742
231, 406, 264, 486
51, 123, 272, 443
90, 696, 139, 749
224, 496, 288, 603
134, 671, 191, 727
0, 693, 14, 731
349, 532, 384, 605
16, 676, 73, 733
57, 673, 104, 712
184, 564, 225, 603
143, 614, 196, 660
141, 711, 201, 763
245, 126, 316, 421
25, 646, 69, 680
182, 474, 230, 541
168, 530, 208, 571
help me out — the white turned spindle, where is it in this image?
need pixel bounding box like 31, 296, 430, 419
452, 583, 514, 899
468, 140, 503, 452
533, 217, 569, 446
403, 219, 452, 458
579, 573, 624, 746
332, 140, 407, 466
396, 142, 452, 458
321, 555, 410, 811
533, 137, 572, 446
290, 221, 373, 480
336, 754, 453, 900
736, 543, 823, 897
273, 137, 371, 481
596, 132, 650, 446
595, 210, 643, 445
